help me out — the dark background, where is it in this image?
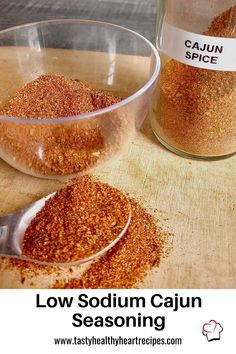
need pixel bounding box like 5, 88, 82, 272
0, 0, 156, 43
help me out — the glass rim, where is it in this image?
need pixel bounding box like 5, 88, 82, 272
0, 19, 160, 124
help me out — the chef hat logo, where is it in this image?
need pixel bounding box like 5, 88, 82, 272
202, 320, 223, 342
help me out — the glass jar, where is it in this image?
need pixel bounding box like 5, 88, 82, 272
152, 0, 236, 159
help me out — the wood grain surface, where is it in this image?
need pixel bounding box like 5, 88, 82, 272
0, 0, 235, 288
0, 113, 235, 289
0, 0, 156, 43
0, 47, 235, 289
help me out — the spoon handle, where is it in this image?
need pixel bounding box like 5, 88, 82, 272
0, 193, 54, 259
0, 214, 21, 256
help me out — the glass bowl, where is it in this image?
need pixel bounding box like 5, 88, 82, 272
0, 20, 160, 179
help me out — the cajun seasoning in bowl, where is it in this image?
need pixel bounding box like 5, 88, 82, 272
0, 20, 160, 178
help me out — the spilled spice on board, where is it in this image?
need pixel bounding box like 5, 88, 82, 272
22, 176, 131, 263
155, 5, 236, 156
52, 198, 167, 289
0, 73, 133, 176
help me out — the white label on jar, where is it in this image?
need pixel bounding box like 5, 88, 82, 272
160, 23, 236, 71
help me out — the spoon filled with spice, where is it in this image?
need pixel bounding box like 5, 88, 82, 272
0, 176, 131, 266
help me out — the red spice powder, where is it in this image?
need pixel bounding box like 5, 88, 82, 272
154, 6, 236, 157
52, 198, 167, 289
22, 176, 131, 264
0, 74, 131, 176
0, 185, 169, 289
0, 74, 120, 119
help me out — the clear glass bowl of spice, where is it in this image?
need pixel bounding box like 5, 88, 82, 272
152, 1, 236, 160
0, 20, 160, 178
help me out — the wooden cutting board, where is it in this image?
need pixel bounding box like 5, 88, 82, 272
0, 117, 235, 288
0, 49, 235, 288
